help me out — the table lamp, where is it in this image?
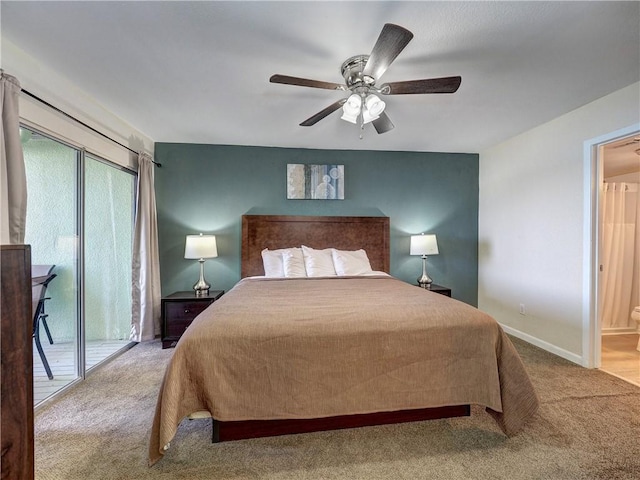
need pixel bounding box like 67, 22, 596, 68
184, 233, 218, 296
410, 233, 439, 288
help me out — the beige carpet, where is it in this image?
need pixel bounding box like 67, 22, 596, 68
34, 337, 640, 479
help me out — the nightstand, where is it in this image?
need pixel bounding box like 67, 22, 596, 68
420, 283, 451, 297
161, 290, 224, 348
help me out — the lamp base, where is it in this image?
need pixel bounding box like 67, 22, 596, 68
193, 259, 211, 296
417, 255, 433, 289
193, 285, 210, 297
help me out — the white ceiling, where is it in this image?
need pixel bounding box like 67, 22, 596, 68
2, 1, 639, 155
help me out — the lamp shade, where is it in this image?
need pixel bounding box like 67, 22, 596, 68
184, 234, 218, 259
410, 234, 439, 256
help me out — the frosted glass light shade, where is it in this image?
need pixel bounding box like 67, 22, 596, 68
184, 234, 218, 259
364, 94, 385, 116
410, 234, 439, 256
362, 107, 379, 124
343, 94, 362, 115
341, 111, 359, 123
341, 94, 362, 123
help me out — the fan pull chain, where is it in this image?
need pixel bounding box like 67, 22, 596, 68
359, 93, 365, 140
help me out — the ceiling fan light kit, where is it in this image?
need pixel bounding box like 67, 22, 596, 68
341, 93, 386, 125
270, 23, 462, 137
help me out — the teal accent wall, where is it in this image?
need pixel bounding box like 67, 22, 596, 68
154, 144, 479, 305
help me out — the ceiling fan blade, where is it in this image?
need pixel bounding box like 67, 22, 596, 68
300, 99, 347, 126
372, 112, 395, 134
380, 76, 462, 95
270, 74, 346, 91
362, 24, 414, 80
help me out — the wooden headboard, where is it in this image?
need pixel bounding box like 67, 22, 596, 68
241, 215, 390, 278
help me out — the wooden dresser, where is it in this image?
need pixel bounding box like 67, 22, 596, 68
1, 245, 34, 480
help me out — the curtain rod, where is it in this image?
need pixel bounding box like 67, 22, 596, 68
21, 89, 161, 167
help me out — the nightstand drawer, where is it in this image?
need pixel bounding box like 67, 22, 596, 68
164, 301, 211, 337
161, 290, 224, 348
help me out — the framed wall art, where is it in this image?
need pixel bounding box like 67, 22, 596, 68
287, 164, 344, 200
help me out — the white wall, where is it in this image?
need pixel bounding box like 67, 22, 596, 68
479, 82, 640, 365
2, 39, 154, 168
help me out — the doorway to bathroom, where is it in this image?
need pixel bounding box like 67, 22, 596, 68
597, 132, 640, 386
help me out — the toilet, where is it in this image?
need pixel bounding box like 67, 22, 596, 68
633, 306, 640, 351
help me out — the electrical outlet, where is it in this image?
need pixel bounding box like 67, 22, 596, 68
519, 304, 526, 315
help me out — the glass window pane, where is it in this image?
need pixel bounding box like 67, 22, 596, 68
84, 155, 135, 370
22, 127, 80, 403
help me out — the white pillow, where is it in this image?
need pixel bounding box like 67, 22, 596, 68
282, 248, 307, 277
331, 248, 373, 276
301, 245, 337, 277
261, 248, 286, 277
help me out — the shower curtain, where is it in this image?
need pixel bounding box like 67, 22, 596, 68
601, 182, 640, 330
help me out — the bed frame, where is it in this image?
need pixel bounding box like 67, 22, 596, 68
213, 214, 470, 442
241, 215, 391, 277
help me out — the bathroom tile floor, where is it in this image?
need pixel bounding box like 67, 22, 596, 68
600, 334, 640, 387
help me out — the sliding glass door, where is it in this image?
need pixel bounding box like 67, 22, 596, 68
22, 127, 80, 402
21, 126, 136, 405
84, 155, 135, 371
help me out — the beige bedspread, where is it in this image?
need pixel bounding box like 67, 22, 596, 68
149, 276, 538, 465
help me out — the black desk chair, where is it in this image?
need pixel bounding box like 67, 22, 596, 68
32, 265, 56, 380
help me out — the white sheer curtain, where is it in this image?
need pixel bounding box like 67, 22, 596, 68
601, 182, 639, 330
0, 70, 27, 244
130, 152, 161, 342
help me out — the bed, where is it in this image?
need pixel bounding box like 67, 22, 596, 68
149, 215, 538, 466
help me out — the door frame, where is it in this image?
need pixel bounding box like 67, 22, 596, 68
583, 123, 640, 368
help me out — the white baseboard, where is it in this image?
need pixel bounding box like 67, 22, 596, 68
499, 323, 583, 366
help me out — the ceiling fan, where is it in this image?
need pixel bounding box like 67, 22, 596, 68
270, 23, 462, 135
